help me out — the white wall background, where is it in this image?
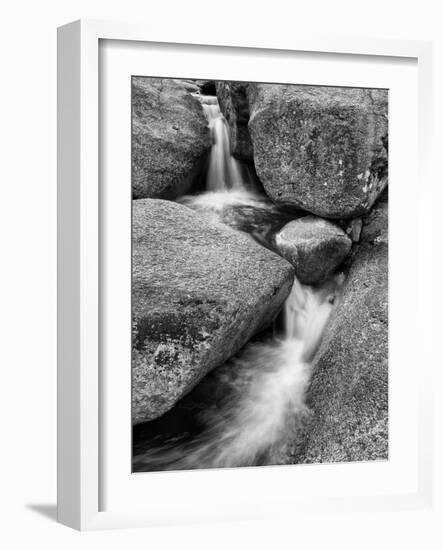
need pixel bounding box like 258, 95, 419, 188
0, 0, 441, 547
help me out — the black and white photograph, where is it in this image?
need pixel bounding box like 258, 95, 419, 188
131, 77, 389, 472
4, 0, 440, 541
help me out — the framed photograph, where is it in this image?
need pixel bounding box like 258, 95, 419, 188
57, 19, 433, 530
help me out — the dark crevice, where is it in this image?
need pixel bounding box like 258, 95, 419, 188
198, 81, 217, 96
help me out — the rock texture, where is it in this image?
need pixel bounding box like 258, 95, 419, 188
132, 77, 211, 199
132, 199, 295, 423
296, 199, 388, 463
247, 84, 388, 218
345, 217, 363, 243
216, 82, 253, 162
274, 216, 352, 285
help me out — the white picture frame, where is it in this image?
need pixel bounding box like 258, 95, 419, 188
57, 19, 433, 531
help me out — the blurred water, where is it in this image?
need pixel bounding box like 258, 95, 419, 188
133, 276, 343, 471
201, 96, 246, 191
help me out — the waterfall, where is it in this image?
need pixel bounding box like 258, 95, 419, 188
200, 96, 247, 192
133, 92, 345, 472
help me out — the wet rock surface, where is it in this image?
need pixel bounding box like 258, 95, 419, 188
132, 199, 295, 423
293, 200, 388, 463
132, 78, 211, 199
247, 84, 388, 218
180, 190, 301, 251
216, 81, 253, 162
274, 216, 352, 285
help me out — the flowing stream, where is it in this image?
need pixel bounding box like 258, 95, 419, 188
133, 95, 344, 471
200, 95, 246, 191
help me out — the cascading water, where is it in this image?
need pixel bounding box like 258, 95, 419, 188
133, 94, 345, 472
200, 96, 245, 191
133, 276, 342, 471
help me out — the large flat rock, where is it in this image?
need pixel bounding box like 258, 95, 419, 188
132, 199, 295, 423
247, 84, 388, 219
132, 78, 211, 199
